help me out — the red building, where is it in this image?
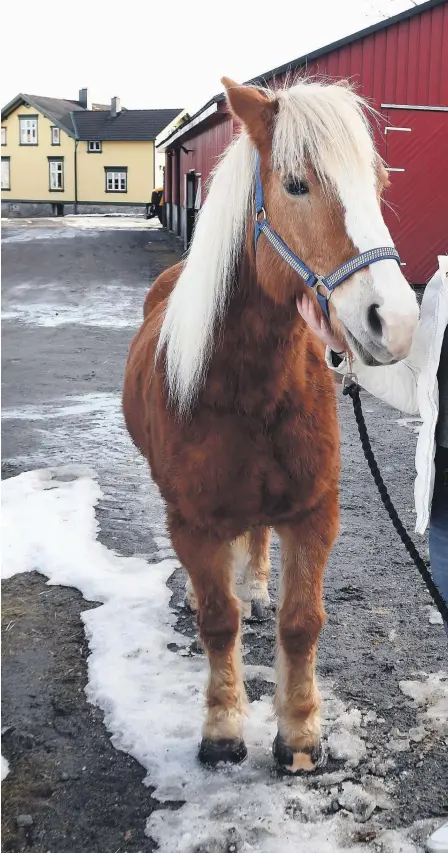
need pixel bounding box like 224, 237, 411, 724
158, 0, 447, 283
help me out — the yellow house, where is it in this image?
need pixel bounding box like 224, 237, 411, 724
1, 90, 183, 215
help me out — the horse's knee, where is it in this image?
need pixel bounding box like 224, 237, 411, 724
198, 596, 240, 654
279, 609, 325, 657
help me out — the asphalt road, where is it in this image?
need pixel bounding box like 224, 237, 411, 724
1, 217, 447, 853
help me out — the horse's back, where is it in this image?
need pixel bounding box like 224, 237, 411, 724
143, 261, 182, 317
123, 262, 181, 457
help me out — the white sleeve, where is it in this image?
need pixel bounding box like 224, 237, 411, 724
325, 261, 446, 417
325, 348, 420, 415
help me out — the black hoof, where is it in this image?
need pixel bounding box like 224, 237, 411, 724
198, 737, 247, 767
273, 732, 325, 775
245, 599, 272, 623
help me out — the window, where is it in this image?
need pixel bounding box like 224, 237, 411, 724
51, 126, 60, 145
1, 157, 10, 190
105, 167, 127, 193
19, 116, 38, 145
88, 140, 102, 152
1, 127, 6, 146
48, 158, 64, 191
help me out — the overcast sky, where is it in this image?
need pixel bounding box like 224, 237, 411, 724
2, 0, 423, 115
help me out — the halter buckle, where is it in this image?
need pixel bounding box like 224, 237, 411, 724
256, 207, 266, 224
312, 276, 331, 299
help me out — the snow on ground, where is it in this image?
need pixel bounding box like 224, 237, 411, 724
1, 216, 160, 243
2, 466, 442, 853
394, 419, 423, 435
2, 280, 144, 327
1, 755, 10, 782
400, 674, 448, 733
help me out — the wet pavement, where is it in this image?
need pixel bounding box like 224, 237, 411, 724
1, 217, 447, 852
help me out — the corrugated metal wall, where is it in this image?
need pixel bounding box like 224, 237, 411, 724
178, 117, 233, 206
272, 1, 448, 109
165, 1, 447, 279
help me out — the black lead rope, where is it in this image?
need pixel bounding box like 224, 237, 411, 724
343, 379, 448, 624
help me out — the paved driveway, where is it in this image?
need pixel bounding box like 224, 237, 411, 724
2, 217, 446, 853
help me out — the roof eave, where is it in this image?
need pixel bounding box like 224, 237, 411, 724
75, 133, 158, 141
158, 0, 445, 148
1, 93, 77, 137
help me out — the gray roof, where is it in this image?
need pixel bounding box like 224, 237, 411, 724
72, 108, 184, 141
2, 94, 184, 142
2, 94, 84, 136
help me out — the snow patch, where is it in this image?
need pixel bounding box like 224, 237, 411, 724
1, 755, 10, 782
394, 418, 422, 434
327, 709, 367, 767
1, 467, 440, 853
2, 393, 119, 422
399, 673, 448, 734
424, 606, 443, 626
1, 216, 160, 244
2, 281, 143, 328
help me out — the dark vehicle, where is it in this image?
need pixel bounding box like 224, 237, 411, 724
146, 188, 163, 224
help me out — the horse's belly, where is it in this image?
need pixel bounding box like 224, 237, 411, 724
155, 412, 340, 533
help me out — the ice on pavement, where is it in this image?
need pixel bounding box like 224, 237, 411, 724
1, 756, 10, 782
1, 467, 443, 852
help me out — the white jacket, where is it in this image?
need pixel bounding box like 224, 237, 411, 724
327, 255, 448, 535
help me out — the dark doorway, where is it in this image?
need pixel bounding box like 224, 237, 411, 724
185, 170, 197, 247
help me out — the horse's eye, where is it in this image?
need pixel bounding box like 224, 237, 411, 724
285, 179, 309, 196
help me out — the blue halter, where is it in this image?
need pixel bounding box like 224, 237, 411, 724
254, 155, 401, 320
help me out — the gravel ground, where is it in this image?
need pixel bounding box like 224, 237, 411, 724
1, 218, 446, 852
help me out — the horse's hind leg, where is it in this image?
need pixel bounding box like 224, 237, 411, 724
169, 521, 247, 767
274, 490, 339, 774
238, 527, 271, 622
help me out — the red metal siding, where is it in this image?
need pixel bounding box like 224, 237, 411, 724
383, 108, 448, 283
165, 1, 447, 278
177, 117, 233, 206
273, 3, 447, 108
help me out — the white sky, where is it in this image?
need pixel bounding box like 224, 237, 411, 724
2, 0, 423, 116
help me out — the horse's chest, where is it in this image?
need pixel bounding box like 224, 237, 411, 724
162, 407, 339, 529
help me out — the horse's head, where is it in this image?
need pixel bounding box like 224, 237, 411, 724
223, 77, 419, 366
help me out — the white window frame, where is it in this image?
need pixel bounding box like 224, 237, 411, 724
88, 140, 102, 152
49, 158, 64, 191
1, 157, 10, 190
51, 126, 60, 145
1, 127, 6, 146
19, 117, 38, 145
105, 169, 127, 193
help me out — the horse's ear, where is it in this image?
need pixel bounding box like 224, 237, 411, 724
221, 77, 277, 149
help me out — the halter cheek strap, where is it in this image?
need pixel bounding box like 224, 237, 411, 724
254, 155, 401, 320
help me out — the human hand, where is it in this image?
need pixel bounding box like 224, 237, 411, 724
296, 292, 346, 354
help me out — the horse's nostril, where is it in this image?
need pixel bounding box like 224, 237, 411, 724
367, 304, 383, 338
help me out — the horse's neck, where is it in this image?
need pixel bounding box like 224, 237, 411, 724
202, 247, 310, 414
224, 249, 302, 350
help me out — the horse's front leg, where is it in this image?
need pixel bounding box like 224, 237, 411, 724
169, 521, 247, 767
274, 489, 339, 773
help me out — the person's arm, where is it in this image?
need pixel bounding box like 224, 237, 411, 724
296, 293, 420, 416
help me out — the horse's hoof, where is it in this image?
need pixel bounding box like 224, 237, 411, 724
273, 732, 325, 775
244, 599, 272, 623
198, 737, 247, 767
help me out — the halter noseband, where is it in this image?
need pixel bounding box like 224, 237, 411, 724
254, 155, 401, 320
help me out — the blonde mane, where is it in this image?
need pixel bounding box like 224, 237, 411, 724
157, 79, 378, 413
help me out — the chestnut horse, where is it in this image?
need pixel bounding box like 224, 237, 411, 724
123, 78, 419, 773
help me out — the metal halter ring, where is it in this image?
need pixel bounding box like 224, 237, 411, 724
312, 276, 332, 299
